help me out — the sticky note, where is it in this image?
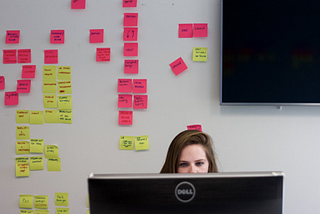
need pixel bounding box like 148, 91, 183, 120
170, 57, 188, 75
43, 66, 57, 80
90, 29, 103, 43
30, 156, 44, 170
30, 111, 44, 124
194, 23, 208, 37
123, 28, 138, 41
56, 208, 69, 214
58, 66, 71, 80
43, 80, 57, 93
19, 194, 33, 208
45, 110, 59, 123
5, 91, 19, 105
48, 158, 61, 171
43, 94, 57, 108
58, 96, 72, 110
193, 47, 207, 61
119, 136, 134, 150
17, 80, 31, 93
45, 145, 59, 158
18, 49, 31, 63
124, 43, 138, 56
123, 0, 137, 7
34, 195, 48, 208
3, 49, 16, 64
20, 210, 34, 214
132, 79, 147, 93
35, 210, 49, 214
22, 65, 36, 79
118, 94, 132, 108
57, 80, 72, 94
71, 0, 85, 9
51, 30, 65, 44
0, 76, 4, 89
16, 141, 30, 154
44, 50, 58, 64
96, 48, 111, 62
133, 95, 148, 109
59, 110, 72, 124
87, 194, 89, 207
55, 193, 69, 206
179, 24, 193, 38
187, 124, 203, 132
124, 60, 139, 74
6, 30, 20, 43
119, 111, 133, 125
16, 157, 30, 177
30, 139, 44, 153
135, 135, 149, 150
16, 126, 30, 139
118, 79, 132, 93
16, 110, 30, 123
124, 13, 138, 26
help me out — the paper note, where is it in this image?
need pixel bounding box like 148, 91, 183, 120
45, 110, 59, 123
194, 23, 208, 37
43, 94, 57, 108
30, 156, 44, 170
30, 139, 44, 153
124, 13, 138, 26
56, 208, 69, 214
3, 49, 16, 64
5, 91, 19, 105
44, 50, 58, 64
71, 0, 85, 9
90, 29, 103, 43
133, 95, 148, 109
22, 65, 36, 78
43, 66, 57, 80
16, 110, 30, 123
51, 30, 65, 44
170, 57, 188, 75
16, 141, 30, 154
6, 30, 20, 43
58, 80, 72, 94
58, 66, 71, 80
179, 24, 193, 38
193, 47, 207, 61
123, 0, 137, 7
87, 194, 89, 207
16, 157, 30, 177
20, 210, 34, 214
124, 60, 139, 74
0, 76, 4, 89
19, 194, 33, 208
59, 110, 72, 124
30, 111, 44, 124
18, 49, 31, 63
96, 48, 110, 61
119, 111, 133, 125
43, 80, 57, 93
34, 195, 48, 209
124, 43, 138, 56
187, 124, 203, 132
17, 80, 31, 93
55, 193, 69, 206
118, 79, 132, 93
35, 210, 49, 214
118, 94, 132, 108
123, 28, 138, 41
119, 136, 134, 150
135, 135, 149, 150
45, 145, 59, 158
16, 126, 30, 139
132, 79, 147, 93
48, 158, 61, 171
58, 96, 72, 110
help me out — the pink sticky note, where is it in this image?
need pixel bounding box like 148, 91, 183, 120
44, 50, 58, 64
124, 43, 138, 56
118, 79, 132, 93
124, 60, 139, 74
187, 124, 202, 132
96, 48, 110, 62
170, 57, 188, 76
179, 24, 193, 38
133, 95, 148, 109
123, 28, 138, 41
3, 50, 17, 64
22, 65, 36, 79
50, 30, 65, 44
6, 30, 20, 44
90, 29, 104, 43
71, 0, 86, 9
0, 76, 5, 90
123, 0, 137, 7
124, 13, 138, 26
118, 94, 132, 108
194, 23, 208, 37
18, 49, 31, 63
119, 111, 133, 125
17, 80, 31, 93
5, 91, 19, 105
133, 79, 147, 93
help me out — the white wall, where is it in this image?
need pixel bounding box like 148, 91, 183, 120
0, 0, 319, 213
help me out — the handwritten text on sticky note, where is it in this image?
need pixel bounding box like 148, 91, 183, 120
44, 50, 58, 64
124, 60, 139, 74
51, 30, 64, 44
22, 65, 36, 78
119, 136, 134, 150
179, 24, 193, 38
133, 95, 148, 109
119, 111, 133, 125
133, 79, 147, 93
90, 29, 103, 43
17, 80, 31, 93
124, 43, 138, 56
118, 79, 132, 93
3, 49, 16, 64
6, 30, 20, 43
124, 13, 138, 26
5, 91, 19, 105
18, 49, 31, 63
0, 76, 4, 89
123, 28, 138, 41
193, 47, 207, 61
118, 94, 132, 108
170, 57, 188, 76
96, 48, 110, 61
193, 23, 208, 37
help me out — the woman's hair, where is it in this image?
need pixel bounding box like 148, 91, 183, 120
160, 130, 218, 173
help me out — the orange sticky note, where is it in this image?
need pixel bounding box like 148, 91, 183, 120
50, 30, 65, 44
187, 124, 202, 132
132, 79, 147, 93
119, 111, 133, 125
193, 23, 208, 37
18, 49, 31, 63
124, 60, 139, 74
22, 65, 36, 79
96, 48, 110, 61
123, 0, 137, 7
71, 0, 86, 9
124, 43, 138, 56
0, 76, 5, 90
6, 30, 20, 44
179, 24, 193, 38
5, 91, 19, 105
3, 50, 16, 64
118, 94, 132, 108
170, 57, 188, 75
44, 50, 58, 64
124, 13, 138, 26
90, 29, 104, 43
118, 79, 132, 93
133, 95, 148, 109
17, 80, 31, 93
123, 28, 138, 41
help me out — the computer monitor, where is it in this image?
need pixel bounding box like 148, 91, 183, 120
88, 172, 284, 214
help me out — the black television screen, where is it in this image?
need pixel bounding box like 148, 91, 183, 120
221, 0, 320, 106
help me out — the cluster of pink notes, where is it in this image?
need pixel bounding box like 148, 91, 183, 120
119, 111, 133, 125
22, 65, 36, 78
123, 0, 137, 7
124, 43, 138, 56
123, 28, 138, 41
44, 50, 58, 64
124, 13, 138, 26
0, 76, 5, 90
90, 29, 104, 43
124, 60, 139, 74
169, 57, 188, 76
187, 124, 202, 132
6, 30, 20, 43
71, 0, 85, 9
118, 94, 148, 109
96, 48, 110, 62
5, 91, 19, 105
118, 79, 147, 93
179, 23, 208, 38
50, 30, 65, 44
17, 80, 31, 93
3, 49, 31, 64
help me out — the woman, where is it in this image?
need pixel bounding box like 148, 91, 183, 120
160, 130, 218, 173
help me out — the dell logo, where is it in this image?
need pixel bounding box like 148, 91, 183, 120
175, 181, 196, 203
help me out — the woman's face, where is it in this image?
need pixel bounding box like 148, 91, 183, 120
177, 144, 209, 173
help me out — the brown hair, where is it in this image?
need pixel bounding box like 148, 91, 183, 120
160, 130, 218, 173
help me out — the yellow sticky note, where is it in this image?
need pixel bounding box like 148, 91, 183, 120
45, 110, 59, 123
193, 47, 207, 61
30, 139, 44, 153
87, 210, 90, 214
59, 110, 72, 124
20, 210, 35, 214
58, 95, 72, 110
35, 210, 49, 214
30, 156, 44, 170
16, 157, 30, 177
119, 136, 134, 150
58, 80, 72, 95
135, 135, 149, 151
43, 94, 57, 108
30, 111, 44, 124
16, 141, 30, 154
87, 194, 89, 208
56, 208, 69, 214
58, 66, 72, 80
48, 158, 61, 171
43, 65, 56, 80
55, 193, 68, 206
16, 126, 30, 140
45, 145, 59, 158
43, 80, 57, 93
34, 195, 48, 209
19, 194, 33, 208
16, 110, 30, 123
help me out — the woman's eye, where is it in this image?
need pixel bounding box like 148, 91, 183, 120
196, 162, 204, 166
179, 163, 188, 167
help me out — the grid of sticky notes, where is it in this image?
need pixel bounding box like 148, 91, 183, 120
119, 135, 149, 150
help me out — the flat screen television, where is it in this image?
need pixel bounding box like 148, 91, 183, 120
221, 0, 320, 106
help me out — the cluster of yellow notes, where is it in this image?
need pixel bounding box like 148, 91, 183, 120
119, 135, 149, 150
